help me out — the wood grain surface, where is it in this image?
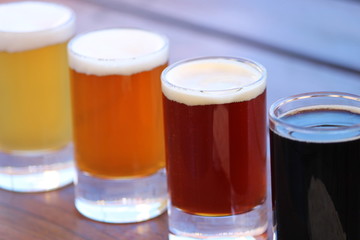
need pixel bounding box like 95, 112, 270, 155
0, 0, 359, 239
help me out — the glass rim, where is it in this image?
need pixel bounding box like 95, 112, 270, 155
161, 56, 267, 94
269, 91, 360, 134
0, 1, 75, 35
67, 28, 169, 62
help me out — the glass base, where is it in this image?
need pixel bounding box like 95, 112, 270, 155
75, 168, 168, 223
169, 233, 268, 240
168, 201, 268, 239
0, 144, 74, 192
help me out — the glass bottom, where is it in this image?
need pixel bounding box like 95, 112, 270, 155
75, 168, 168, 223
168, 201, 268, 240
0, 144, 74, 192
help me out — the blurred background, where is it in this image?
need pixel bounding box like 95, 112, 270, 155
67, 0, 360, 106
2, 0, 359, 105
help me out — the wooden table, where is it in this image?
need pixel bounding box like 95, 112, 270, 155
1, 0, 359, 239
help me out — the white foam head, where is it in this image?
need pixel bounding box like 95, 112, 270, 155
0, 1, 75, 52
161, 57, 266, 106
68, 29, 169, 76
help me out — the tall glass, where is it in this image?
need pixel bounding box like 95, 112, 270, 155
68, 28, 169, 223
269, 92, 360, 240
162, 57, 268, 239
0, 1, 75, 192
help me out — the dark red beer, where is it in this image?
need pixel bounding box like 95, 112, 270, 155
162, 58, 267, 216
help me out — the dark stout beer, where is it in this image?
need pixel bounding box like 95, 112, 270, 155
270, 107, 360, 240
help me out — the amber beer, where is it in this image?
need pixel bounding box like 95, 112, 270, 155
68, 29, 168, 178
162, 57, 268, 238
69, 29, 169, 223
70, 65, 166, 177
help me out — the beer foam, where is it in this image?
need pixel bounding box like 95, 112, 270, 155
68, 29, 169, 76
162, 58, 266, 105
0, 1, 75, 52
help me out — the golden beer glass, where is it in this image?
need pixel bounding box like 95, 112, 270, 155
0, 1, 75, 192
68, 28, 169, 223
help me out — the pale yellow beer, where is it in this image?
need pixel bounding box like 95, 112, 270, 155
0, 2, 74, 152
0, 1, 75, 192
0, 42, 71, 151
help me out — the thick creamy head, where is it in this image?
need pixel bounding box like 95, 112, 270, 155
162, 58, 266, 105
0, 1, 75, 52
68, 29, 169, 76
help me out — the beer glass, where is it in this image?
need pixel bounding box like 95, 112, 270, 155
269, 92, 360, 240
68, 28, 169, 223
0, 1, 75, 192
162, 57, 268, 239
